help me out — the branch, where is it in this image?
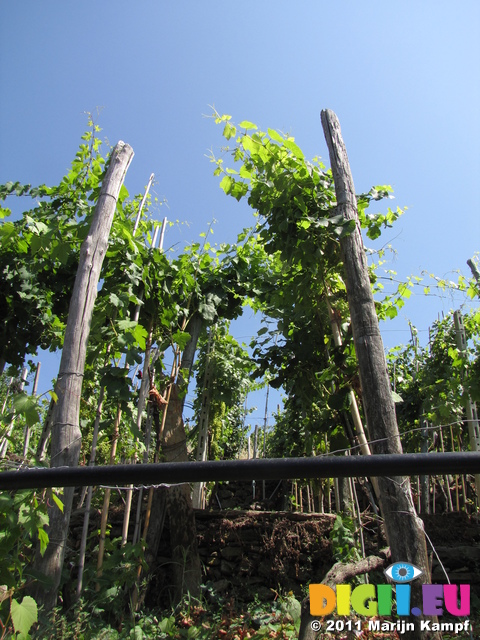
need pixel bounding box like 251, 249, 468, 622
298, 549, 391, 640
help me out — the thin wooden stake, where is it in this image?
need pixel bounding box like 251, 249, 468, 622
133, 173, 154, 236
0, 367, 27, 458
23, 363, 40, 458
439, 428, 453, 512
96, 404, 122, 589
451, 426, 460, 511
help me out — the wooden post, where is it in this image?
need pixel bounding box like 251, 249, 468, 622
30, 141, 134, 610
320, 110, 438, 640
454, 309, 480, 506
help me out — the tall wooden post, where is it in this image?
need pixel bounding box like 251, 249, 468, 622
319, 110, 440, 640
454, 309, 480, 504
31, 141, 134, 610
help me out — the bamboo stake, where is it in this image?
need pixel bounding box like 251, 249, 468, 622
419, 419, 430, 514
121, 321, 154, 546
451, 426, 460, 511
133, 173, 154, 236
0, 367, 27, 458
458, 435, 468, 512
192, 329, 214, 508
326, 300, 379, 497
35, 397, 56, 462
121, 174, 159, 544
76, 383, 106, 598
131, 349, 180, 609
158, 216, 168, 250
23, 363, 40, 458
132, 404, 155, 546
96, 404, 122, 589
135, 218, 204, 555
132, 230, 211, 607
351, 477, 367, 581
439, 428, 453, 512
333, 478, 341, 512
261, 345, 274, 501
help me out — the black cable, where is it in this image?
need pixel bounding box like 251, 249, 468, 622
1, 452, 480, 491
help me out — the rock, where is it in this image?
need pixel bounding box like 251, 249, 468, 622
256, 586, 276, 601
220, 546, 243, 560
220, 559, 236, 575
211, 579, 230, 593
237, 529, 258, 543
220, 498, 237, 509
218, 489, 234, 499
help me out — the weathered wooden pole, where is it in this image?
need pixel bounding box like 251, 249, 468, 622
318, 110, 440, 640
31, 141, 134, 610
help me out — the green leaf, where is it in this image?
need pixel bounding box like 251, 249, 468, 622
298, 220, 311, 230
238, 120, 258, 130
281, 595, 302, 623
12, 394, 40, 428
239, 165, 252, 179
37, 527, 49, 556
131, 627, 145, 639
118, 183, 129, 204
109, 292, 122, 308
117, 319, 137, 332
391, 391, 403, 403
267, 128, 285, 143
222, 123, 237, 140
219, 175, 234, 195
51, 492, 64, 513
132, 323, 148, 350
172, 330, 192, 351
283, 137, 304, 159
11, 596, 38, 637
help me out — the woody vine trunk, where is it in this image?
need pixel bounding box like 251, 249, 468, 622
30, 141, 134, 610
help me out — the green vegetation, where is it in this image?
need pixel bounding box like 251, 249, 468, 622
0, 112, 478, 637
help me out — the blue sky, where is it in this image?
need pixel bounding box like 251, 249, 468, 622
1, 2, 479, 426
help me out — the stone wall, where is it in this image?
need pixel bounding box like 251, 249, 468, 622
195, 510, 335, 603
68, 489, 480, 610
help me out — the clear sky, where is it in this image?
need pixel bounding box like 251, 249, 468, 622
1, 2, 479, 427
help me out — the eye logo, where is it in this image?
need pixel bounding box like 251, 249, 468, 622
384, 562, 423, 583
